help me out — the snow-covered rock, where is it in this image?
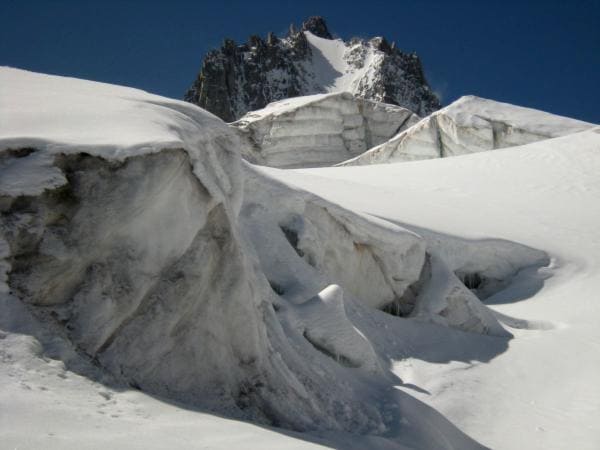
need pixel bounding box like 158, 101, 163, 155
233, 92, 419, 168
341, 95, 594, 165
185, 16, 440, 121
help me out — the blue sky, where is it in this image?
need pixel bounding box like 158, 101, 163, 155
1, 0, 599, 122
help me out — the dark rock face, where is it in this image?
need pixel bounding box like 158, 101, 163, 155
185, 17, 441, 122
301, 16, 333, 39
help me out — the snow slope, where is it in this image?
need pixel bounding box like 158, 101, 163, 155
1, 67, 522, 449
342, 95, 594, 165
304, 32, 379, 94
265, 127, 600, 449
233, 92, 419, 167
2, 67, 599, 450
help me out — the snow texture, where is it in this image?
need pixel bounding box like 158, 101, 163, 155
233, 92, 419, 168
3, 67, 599, 450
0, 68, 508, 449
341, 95, 594, 166
185, 17, 440, 122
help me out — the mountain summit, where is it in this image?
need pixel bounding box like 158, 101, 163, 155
184, 17, 441, 122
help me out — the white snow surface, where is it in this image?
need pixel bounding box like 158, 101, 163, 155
267, 126, 600, 449
342, 95, 594, 165
2, 67, 599, 450
233, 92, 419, 168
303, 32, 380, 94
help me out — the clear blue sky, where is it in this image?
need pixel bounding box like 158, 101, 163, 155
1, 0, 599, 123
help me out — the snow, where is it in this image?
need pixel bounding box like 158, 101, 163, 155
342, 95, 594, 165
264, 126, 600, 449
233, 91, 418, 167
2, 66, 600, 449
0, 67, 495, 448
302, 32, 386, 106
305, 32, 367, 93
0, 67, 243, 208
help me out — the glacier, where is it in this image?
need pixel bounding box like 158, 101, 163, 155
2, 66, 600, 450
341, 95, 594, 165
233, 92, 419, 168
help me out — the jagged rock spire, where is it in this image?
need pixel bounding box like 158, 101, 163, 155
184, 16, 440, 121
301, 16, 333, 39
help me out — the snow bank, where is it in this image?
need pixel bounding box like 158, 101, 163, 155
1, 68, 394, 432
242, 163, 426, 313
2, 67, 566, 449
242, 164, 517, 337
341, 95, 594, 165
1, 68, 495, 447
0, 68, 300, 424
233, 92, 419, 168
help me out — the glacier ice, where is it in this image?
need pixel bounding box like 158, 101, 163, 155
233, 92, 419, 168
341, 95, 594, 166
0, 68, 559, 447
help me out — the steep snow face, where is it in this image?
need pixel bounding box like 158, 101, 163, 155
242, 164, 426, 313
184, 17, 440, 122
0, 68, 509, 443
0, 67, 292, 421
233, 92, 419, 168
342, 96, 594, 165
242, 164, 528, 337
3, 68, 572, 449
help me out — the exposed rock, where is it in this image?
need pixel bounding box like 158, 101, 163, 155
184, 16, 440, 122
300, 16, 333, 39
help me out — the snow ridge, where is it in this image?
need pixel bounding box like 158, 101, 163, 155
341, 95, 594, 165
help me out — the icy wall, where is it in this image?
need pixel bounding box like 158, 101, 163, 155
232, 92, 420, 168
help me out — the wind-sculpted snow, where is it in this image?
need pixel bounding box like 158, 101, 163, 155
1, 68, 567, 449
0, 68, 483, 442
243, 164, 522, 337
341, 95, 594, 165
232, 92, 419, 168
242, 164, 426, 313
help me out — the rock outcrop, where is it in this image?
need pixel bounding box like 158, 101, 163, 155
185, 16, 440, 122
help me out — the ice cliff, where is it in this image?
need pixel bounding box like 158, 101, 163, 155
1, 68, 547, 445
232, 92, 420, 168
341, 95, 594, 165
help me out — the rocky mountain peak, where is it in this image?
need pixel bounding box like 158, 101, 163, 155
300, 16, 333, 39
184, 17, 441, 122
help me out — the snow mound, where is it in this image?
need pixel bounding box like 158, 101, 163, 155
233, 92, 419, 168
341, 95, 594, 165
299, 285, 382, 372
0, 68, 293, 423
242, 163, 426, 313
413, 254, 509, 336
242, 163, 524, 337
